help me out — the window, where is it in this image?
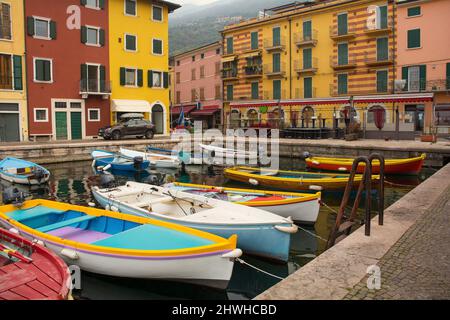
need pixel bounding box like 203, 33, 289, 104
272, 27, 281, 46
303, 20, 312, 40
34, 108, 48, 122
148, 70, 167, 88
125, 34, 137, 51
200, 66, 205, 78
191, 89, 197, 102
85, 0, 101, 9
216, 48, 221, 55
0, 3, 12, 40
376, 70, 388, 93
125, 68, 137, 86
176, 91, 181, 104
152, 71, 163, 88
35, 18, 50, 38
176, 72, 180, 84
201, 53, 205, 59
152, 5, 163, 21
125, 0, 136, 16
226, 85, 233, 101
377, 5, 388, 29
377, 37, 389, 61
191, 68, 196, 80
337, 13, 348, 35
215, 62, 220, 75
0, 54, 12, 89
200, 87, 205, 100
176, 60, 180, 66
407, 29, 420, 49
153, 39, 163, 55
251, 32, 259, 50
251, 82, 259, 99
273, 80, 281, 100
272, 53, 281, 72
435, 105, 450, 126
226, 37, 233, 54
303, 48, 312, 69
337, 73, 348, 94
304, 77, 312, 98
407, 6, 421, 17
403, 65, 426, 91
86, 27, 100, 45
88, 108, 100, 122
34, 58, 52, 82
192, 55, 195, 62
215, 85, 221, 99
338, 43, 348, 65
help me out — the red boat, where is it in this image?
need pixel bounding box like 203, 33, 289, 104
0, 228, 71, 300
305, 154, 426, 175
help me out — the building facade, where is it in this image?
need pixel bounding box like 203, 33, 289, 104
396, 0, 450, 135
0, 1, 28, 142
25, 0, 111, 141
221, 0, 438, 139
171, 41, 223, 129
109, 0, 179, 135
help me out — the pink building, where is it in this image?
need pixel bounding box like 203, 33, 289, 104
397, 0, 450, 135
172, 42, 222, 129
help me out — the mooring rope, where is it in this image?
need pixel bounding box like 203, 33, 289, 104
319, 200, 339, 215
384, 180, 416, 188
236, 258, 285, 280
296, 224, 329, 243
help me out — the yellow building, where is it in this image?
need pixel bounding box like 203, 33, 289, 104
221, 0, 431, 139
0, 1, 28, 142
109, 0, 180, 135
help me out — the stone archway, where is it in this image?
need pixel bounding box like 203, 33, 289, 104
152, 104, 164, 134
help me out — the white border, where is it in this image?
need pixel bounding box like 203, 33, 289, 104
33, 57, 53, 83
124, 0, 137, 17
88, 108, 101, 122
124, 33, 137, 52
34, 108, 48, 122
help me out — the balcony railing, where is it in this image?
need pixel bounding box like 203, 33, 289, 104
396, 79, 450, 93
294, 87, 317, 99
263, 90, 286, 100
364, 19, 394, 35
294, 30, 318, 47
294, 58, 318, 74
365, 49, 394, 66
243, 64, 263, 77
264, 63, 286, 77
330, 84, 348, 96
80, 80, 111, 95
221, 69, 238, 80
264, 37, 286, 52
330, 54, 357, 70
330, 25, 356, 40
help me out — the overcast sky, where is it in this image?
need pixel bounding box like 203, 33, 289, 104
176, 0, 218, 5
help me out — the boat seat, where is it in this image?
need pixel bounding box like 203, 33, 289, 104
133, 196, 174, 208
37, 215, 97, 233
7, 206, 65, 222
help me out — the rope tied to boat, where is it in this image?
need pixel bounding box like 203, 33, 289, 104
235, 258, 285, 281
319, 200, 339, 215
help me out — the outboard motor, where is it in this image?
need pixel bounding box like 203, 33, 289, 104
33, 167, 46, 184
207, 164, 215, 177
99, 173, 116, 189
133, 156, 144, 171
2, 187, 28, 206
145, 173, 166, 186
302, 151, 311, 159
180, 162, 186, 174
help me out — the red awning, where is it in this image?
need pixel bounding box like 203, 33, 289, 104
190, 105, 221, 116
171, 106, 196, 115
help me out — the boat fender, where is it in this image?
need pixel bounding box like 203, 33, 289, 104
275, 224, 298, 234
97, 166, 104, 171
312, 161, 320, 165
249, 179, 259, 186
222, 249, 243, 259
309, 185, 323, 191
338, 167, 348, 171
88, 202, 96, 207
105, 204, 111, 211
33, 239, 45, 246
61, 249, 79, 260
103, 164, 112, 171
111, 205, 119, 212
92, 159, 96, 167
9, 228, 19, 234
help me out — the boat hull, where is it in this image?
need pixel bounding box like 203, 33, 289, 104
0, 171, 50, 185
92, 191, 292, 262
94, 157, 150, 172
120, 148, 181, 169
250, 199, 320, 225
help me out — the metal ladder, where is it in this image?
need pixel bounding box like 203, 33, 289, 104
327, 154, 385, 249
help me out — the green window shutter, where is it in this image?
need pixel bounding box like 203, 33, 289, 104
43, 60, 51, 81
148, 70, 153, 87
273, 27, 281, 46
251, 32, 258, 50
419, 65, 426, 91
163, 72, 169, 89
338, 43, 348, 65
26, 17, 35, 36
407, 6, 421, 17
120, 67, 126, 86
100, 65, 106, 92
303, 20, 312, 40
379, 5, 388, 29
376, 70, 388, 92
99, 0, 105, 9
50, 21, 57, 40
80, 64, 87, 91
407, 29, 420, 48
402, 67, 409, 91
304, 77, 312, 98
251, 82, 259, 99
99, 29, 105, 46
338, 74, 348, 94
35, 60, 43, 81
273, 80, 281, 100
303, 48, 312, 69
227, 85, 233, 101
80, 0, 87, 5
13, 56, 23, 90
377, 37, 388, 61
226, 37, 233, 54
153, 39, 162, 54
272, 53, 280, 72
337, 13, 348, 35
81, 26, 87, 44
446, 63, 450, 89
137, 69, 143, 87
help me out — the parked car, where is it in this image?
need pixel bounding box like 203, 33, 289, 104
99, 114, 155, 140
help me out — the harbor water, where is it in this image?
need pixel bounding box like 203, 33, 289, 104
0, 159, 434, 300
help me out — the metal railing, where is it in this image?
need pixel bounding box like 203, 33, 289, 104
263, 63, 286, 76
329, 24, 356, 38
263, 90, 286, 100
397, 79, 450, 92
364, 49, 395, 65
264, 36, 286, 51
330, 54, 357, 69
294, 87, 317, 99
294, 30, 318, 46
80, 80, 111, 94
221, 69, 238, 79
243, 64, 263, 76
364, 18, 394, 33
294, 58, 318, 73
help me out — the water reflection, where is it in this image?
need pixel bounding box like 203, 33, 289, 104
0, 160, 434, 300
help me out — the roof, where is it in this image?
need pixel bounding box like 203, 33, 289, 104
171, 41, 221, 59
153, 0, 181, 13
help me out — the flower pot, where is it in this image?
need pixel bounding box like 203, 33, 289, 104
420, 134, 437, 143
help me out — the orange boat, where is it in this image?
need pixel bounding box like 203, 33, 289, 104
305, 154, 426, 175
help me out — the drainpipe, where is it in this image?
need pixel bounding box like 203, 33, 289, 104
23, 0, 30, 142
221, 34, 226, 134
288, 18, 292, 100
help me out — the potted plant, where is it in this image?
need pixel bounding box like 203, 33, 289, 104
345, 121, 361, 141
420, 126, 437, 143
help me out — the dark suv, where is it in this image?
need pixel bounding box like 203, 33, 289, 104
99, 115, 155, 140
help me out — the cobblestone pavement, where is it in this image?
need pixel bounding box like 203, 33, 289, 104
344, 187, 450, 300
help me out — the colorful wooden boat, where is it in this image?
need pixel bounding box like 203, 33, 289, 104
92, 182, 298, 262
0, 227, 71, 300
305, 154, 426, 175
224, 166, 380, 191
165, 182, 321, 225
0, 158, 50, 185
120, 148, 181, 169
91, 150, 150, 172
200, 143, 258, 162
0, 200, 241, 289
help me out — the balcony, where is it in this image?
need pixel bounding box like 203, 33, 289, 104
330, 25, 356, 41
294, 30, 318, 47
294, 58, 318, 75
365, 49, 394, 67
294, 87, 317, 99
243, 64, 263, 78
329, 84, 348, 96
330, 54, 357, 70
80, 80, 111, 99
264, 37, 286, 52
396, 79, 450, 93
221, 68, 239, 81
364, 19, 393, 36
264, 63, 286, 78
263, 90, 286, 100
